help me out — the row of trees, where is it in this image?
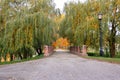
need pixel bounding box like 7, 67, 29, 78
0, 0, 120, 61
0, 0, 57, 61
60, 0, 120, 57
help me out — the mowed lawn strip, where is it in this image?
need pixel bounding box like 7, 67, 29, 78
0, 54, 44, 65
83, 56, 120, 64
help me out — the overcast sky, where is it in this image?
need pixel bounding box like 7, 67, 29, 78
54, 0, 86, 11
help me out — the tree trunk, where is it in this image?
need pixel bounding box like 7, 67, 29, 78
36, 46, 42, 56
109, 41, 116, 58
23, 53, 27, 59
109, 21, 116, 58
39, 46, 42, 54
18, 53, 23, 60
10, 53, 14, 61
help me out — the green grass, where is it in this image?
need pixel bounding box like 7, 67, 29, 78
0, 54, 44, 65
84, 56, 120, 64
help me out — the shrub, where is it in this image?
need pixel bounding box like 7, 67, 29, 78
87, 52, 97, 56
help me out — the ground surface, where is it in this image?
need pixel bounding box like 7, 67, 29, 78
0, 50, 120, 80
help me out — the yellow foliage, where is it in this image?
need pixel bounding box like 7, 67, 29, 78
52, 37, 70, 48
86, 16, 94, 21
54, 14, 65, 23
1, 57, 5, 62
6, 53, 10, 62
94, 24, 98, 29
116, 0, 120, 5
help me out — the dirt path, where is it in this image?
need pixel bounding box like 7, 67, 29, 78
0, 51, 120, 80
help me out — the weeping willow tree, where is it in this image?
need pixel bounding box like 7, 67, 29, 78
60, 1, 100, 48
0, 0, 56, 61
60, 0, 120, 57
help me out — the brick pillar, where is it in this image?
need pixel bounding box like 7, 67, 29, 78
73, 46, 75, 53
74, 46, 77, 53
82, 45, 87, 56
44, 46, 54, 56
43, 45, 49, 56
48, 46, 53, 54
71, 46, 73, 53
77, 46, 80, 53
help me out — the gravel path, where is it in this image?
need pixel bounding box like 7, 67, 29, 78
0, 51, 120, 80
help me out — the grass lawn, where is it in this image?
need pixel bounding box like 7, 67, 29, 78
0, 54, 44, 65
84, 56, 120, 64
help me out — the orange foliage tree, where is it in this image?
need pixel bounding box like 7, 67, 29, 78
52, 38, 70, 48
